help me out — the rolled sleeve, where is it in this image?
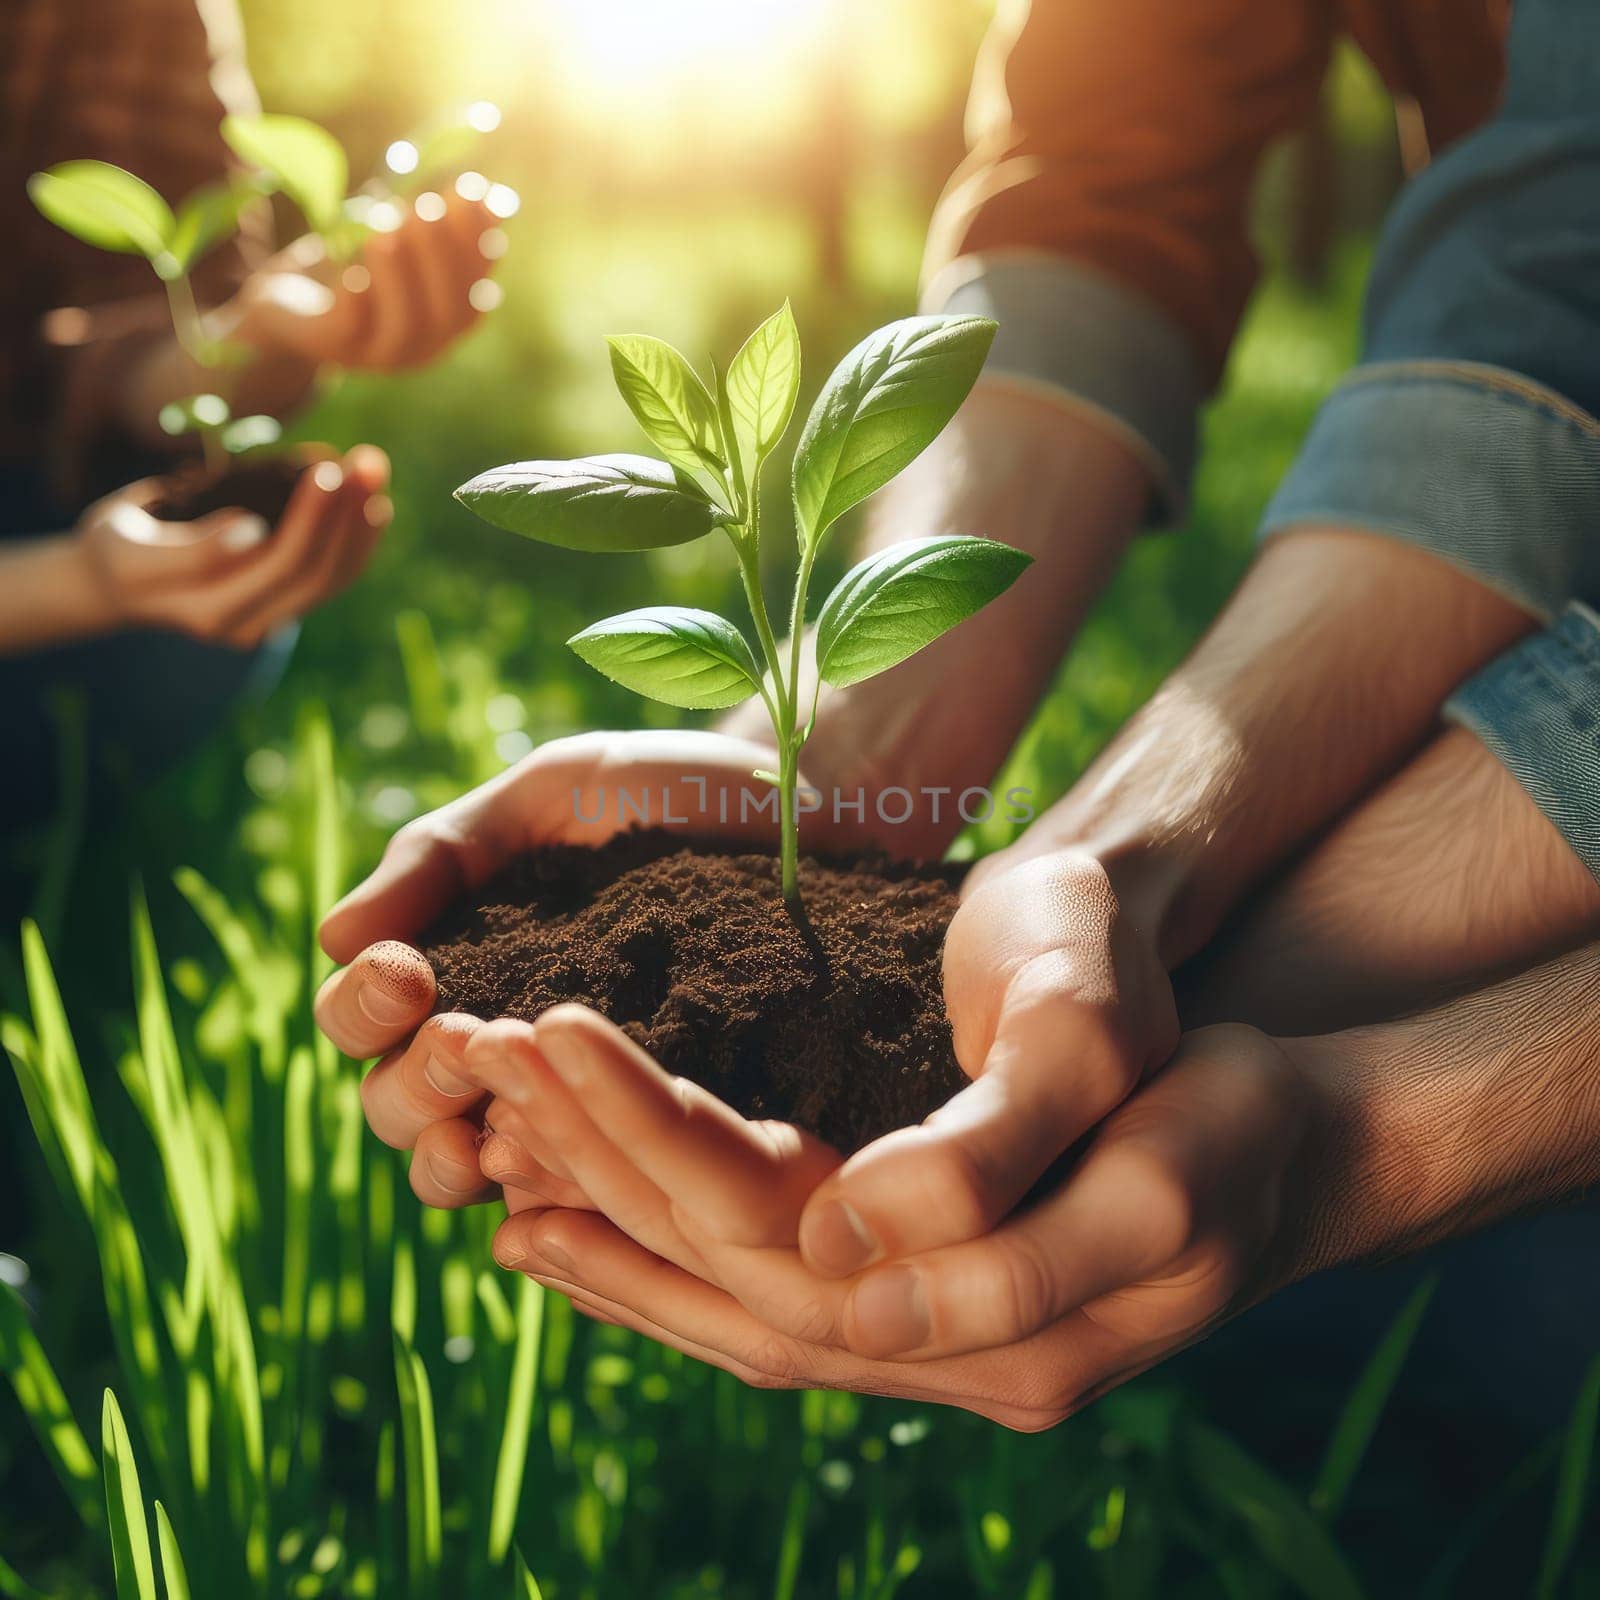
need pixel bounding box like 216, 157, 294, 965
927, 256, 1204, 521
1446, 603, 1600, 881
1260, 362, 1600, 621
1261, 0, 1600, 617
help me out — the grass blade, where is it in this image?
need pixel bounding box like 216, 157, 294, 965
101, 1390, 158, 1600
488, 1276, 545, 1564
1183, 1419, 1365, 1600
512, 1546, 545, 1598
0, 1285, 100, 1529
393, 1335, 442, 1598
1311, 1273, 1436, 1521
1535, 1353, 1600, 1599
154, 1503, 192, 1600
0, 1552, 57, 1600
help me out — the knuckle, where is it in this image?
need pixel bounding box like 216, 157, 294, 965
1109, 1141, 1197, 1260
992, 1235, 1059, 1339
741, 1334, 808, 1391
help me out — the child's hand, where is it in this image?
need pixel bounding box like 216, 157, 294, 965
223, 191, 501, 374
75, 444, 389, 648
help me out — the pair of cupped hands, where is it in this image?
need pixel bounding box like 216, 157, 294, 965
315, 730, 1319, 1430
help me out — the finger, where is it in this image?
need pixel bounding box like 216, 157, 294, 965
483, 1096, 576, 1180
352, 227, 425, 370
839, 1136, 1193, 1360
314, 939, 435, 1059
461, 1017, 700, 1270
180, 457, 349, 638
494, 1208, 1100, 1428
403, 193, 486, 346
478, 1130, 596, 1211
360, 1012, 485, 1149
222, 446, 390, 641
410, 1117, 498, 1208
799, 855, 1176, 1276
533, 1005, 841, 1247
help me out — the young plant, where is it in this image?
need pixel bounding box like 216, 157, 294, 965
454, 306, 1031, 912
28, 160, 258, 469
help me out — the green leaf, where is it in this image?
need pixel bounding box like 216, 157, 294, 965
726, 301, 800, 472
569, 606, 762, 710
169, 178, 253, 272
455, 455, 731, 552
513, 1548, 546, 1599
101, 1391, 158, 1600
489, 1277, 545, 1563
1312, 1274, 1436, 1522
815, 535, 1030, 688
28, 162, 176, 272
393, 1336, 442, 1597
222, 113, 347, 234
607, 335, 726, 483
792, 314, 995, 547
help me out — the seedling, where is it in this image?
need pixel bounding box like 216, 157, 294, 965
455, 306, 1030, 911
28, 160, 259, 469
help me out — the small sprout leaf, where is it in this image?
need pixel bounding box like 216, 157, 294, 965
222, 113, 347, 234
170, 178, 254, 273
28, 162, 176, 264
792, 314, 995, 548
220, 415, 283, 454
607, 336, 726, 484
455, 455, 731, 551
569, 607, 762, 710
815, 535, 1030, 688
726, 301, 801, 471
751, 769, 781, 786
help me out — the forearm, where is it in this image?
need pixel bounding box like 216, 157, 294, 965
1181, 725, 1600, 1034
1289, 942, 1600, 1278
1003, 527, 1538, 964
724, 381, 1150, 848
0, 536, 114, 655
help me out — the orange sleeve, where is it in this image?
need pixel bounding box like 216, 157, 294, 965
924, 0, 1334, 386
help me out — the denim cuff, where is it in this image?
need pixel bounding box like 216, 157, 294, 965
1259, 361, 1600, 623
924, 252, 1203, 525
1445, 604, 1600, 882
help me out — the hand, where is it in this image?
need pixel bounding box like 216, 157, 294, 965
74, 444, 390, 648
467, 1009, 1319, 1430
223, 191, 500, 374
793, 845, 1180, 1277
315, 730, 867, 1208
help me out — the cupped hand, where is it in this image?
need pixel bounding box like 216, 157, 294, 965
225, 190, 501, 373
76, 444, 390, 649
316, 730, 865, 1207
793, 847, 1180, 1279
469, 1008, 1320, 1429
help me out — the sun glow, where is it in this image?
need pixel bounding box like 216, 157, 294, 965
544, 0, 826, 75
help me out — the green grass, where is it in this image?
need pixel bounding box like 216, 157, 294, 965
1, 220, 1596, 1597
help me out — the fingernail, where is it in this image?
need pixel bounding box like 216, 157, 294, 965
425, 1151, 480, 1197
534, 1236, 574, 1276
312, 460, 344, 494
219, 514, 268, 552
363, 492, 393, 528
357, 982, 416, 1029
493, 1234, 527, 1269
537, 1025, 590, 1090
851, 1266, 929, 1355
808, 1200, 879, 1275
422, 1053, 475, 1098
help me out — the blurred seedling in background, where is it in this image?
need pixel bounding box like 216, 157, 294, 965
456, 305, 1029, 913
28, 158, 262, 470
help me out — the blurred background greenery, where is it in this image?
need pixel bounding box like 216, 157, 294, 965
4, 1, 1596, 1596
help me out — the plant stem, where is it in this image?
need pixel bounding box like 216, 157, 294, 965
777, 738, 800, 907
